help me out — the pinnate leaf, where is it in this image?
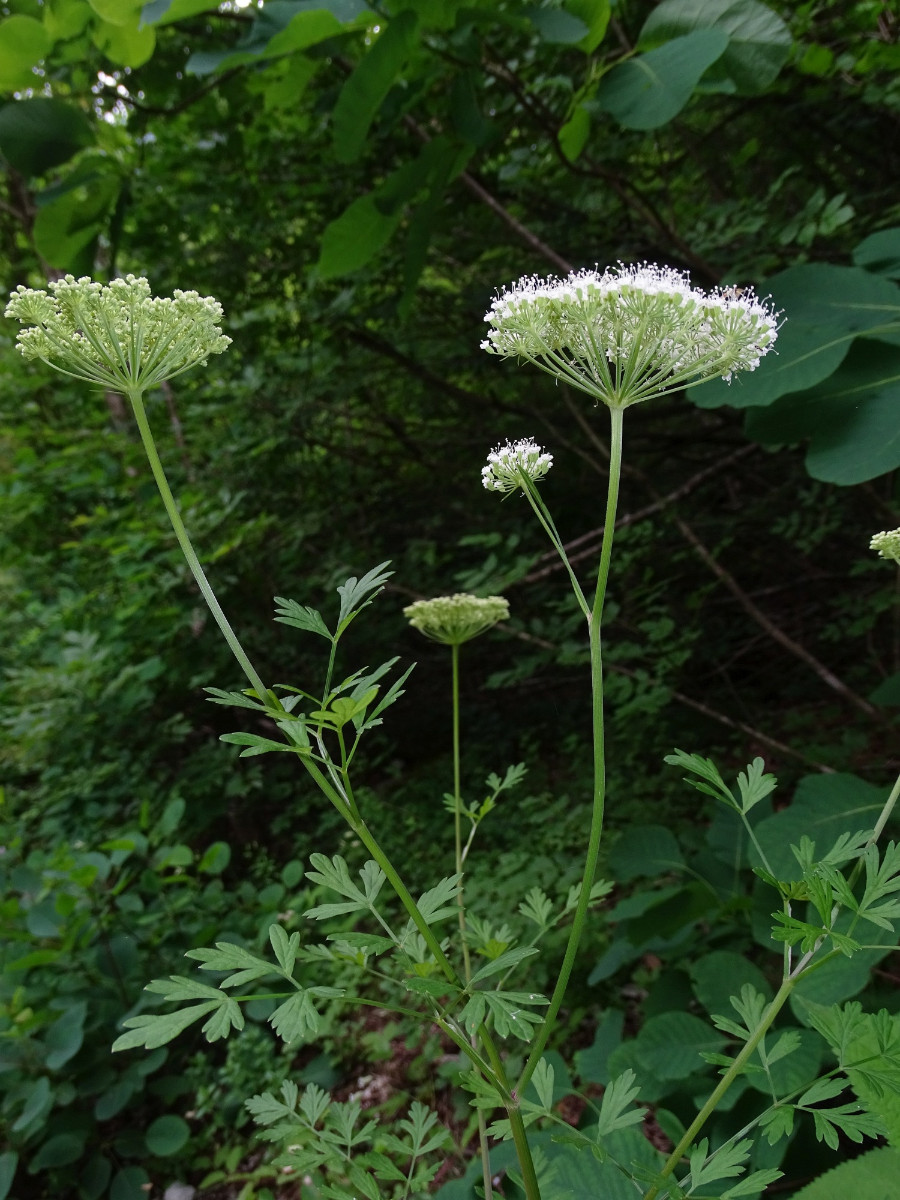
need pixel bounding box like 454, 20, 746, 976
596, 1069, 645, 1137
273, 597, 332, 639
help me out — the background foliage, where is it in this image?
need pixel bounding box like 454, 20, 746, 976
2, 0, 900, 1197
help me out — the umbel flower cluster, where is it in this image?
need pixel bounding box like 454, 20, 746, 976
482, 262, 779, 408
5, 274, 230, 392
482, 437, 553, 493
871, 528, 900, 564
404, 594, 510, 645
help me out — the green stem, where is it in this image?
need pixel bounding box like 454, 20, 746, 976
869, 768, 900, 846
481, 1034, 541, 1200
300, 755, 463, 987
477, 1110, 494, 1200
517, 404, 624, 1095
450, 646, 492, 1198
127, 387, 268, 701
642, 975, 796, 1200
508, 1108, 541, 1200
520, 478, 590, 618
451, 644, 473, 983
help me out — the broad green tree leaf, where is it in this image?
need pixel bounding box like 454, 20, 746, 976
612, 823, 685, 880
854, 226, 900, 279
44, 1000, 87, 1070
612, 1010, 727, 1082
0, 16, 51, 93
558, 103, 591, 161
744, 341, 900, 484
566, 0, 610, 52
27, 1132, 86, 1172
0, 98, 94, 177
592, 29, 728, 130
11, 1075, 52, 1134
144, 1114, 189, 1156
88, 0, 142, 26
639, 0, 791, 94
448, 70, 495, 147
110, 1167, 150, 1200
332, 10, 418, 164
789, 1147, 900, 1199
524, 6, 589, 45
0, 1153, 17, 1200
690, 951, 772, 1018
315, 158, 423, 277
688, 264, 900, 410
574, 1010, 624, 1086
141, 0, 227, 24
44, 0, 93, 39
185, 3, 362, 76
33, 163, 121, 270
519, 1128, 661, 1200
92, 16, 155, 67
788, 925, 896, 1012
752, 772, 891, 881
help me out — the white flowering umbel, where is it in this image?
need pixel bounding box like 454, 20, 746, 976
404, 594, 510, 645
482, 438, 553, 494
483, 263, 778, 409
5, 274, 231, 392
871, 528, 900, 564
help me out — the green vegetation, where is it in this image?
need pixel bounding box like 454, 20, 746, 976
2, 1, 900, 1198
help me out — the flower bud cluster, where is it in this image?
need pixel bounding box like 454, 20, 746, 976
5, 274, 231, 392
482, 263, 779, 408
870, 528, 900, 564
482, 438, 553, 493
403, 594, 510, 645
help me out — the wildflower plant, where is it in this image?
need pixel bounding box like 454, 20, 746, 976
9, 266, 900, 1200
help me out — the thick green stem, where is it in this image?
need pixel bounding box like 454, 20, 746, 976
508, 1108, 541, 1200
642, 975, 796, 1200
481, 1034, 541, 1200
517, 405, 624, 1094
127, 387, 268, 700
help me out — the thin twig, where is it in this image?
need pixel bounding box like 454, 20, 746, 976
456, 170, 574, 274
526, 443, 759, 582
530, 394, 879, 719
669, 512, 879, 719
402, 112, 574, 273
508, 628, 832, 772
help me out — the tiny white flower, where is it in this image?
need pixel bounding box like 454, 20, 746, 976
482, 262, 779, 409
482, 437, 553, 494
5, 274, 231, 392
870, 528, 900, 564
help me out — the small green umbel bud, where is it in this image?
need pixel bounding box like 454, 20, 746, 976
870, 528, 900, 565
403, 594, 510, 645
5, 274, 231, 392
